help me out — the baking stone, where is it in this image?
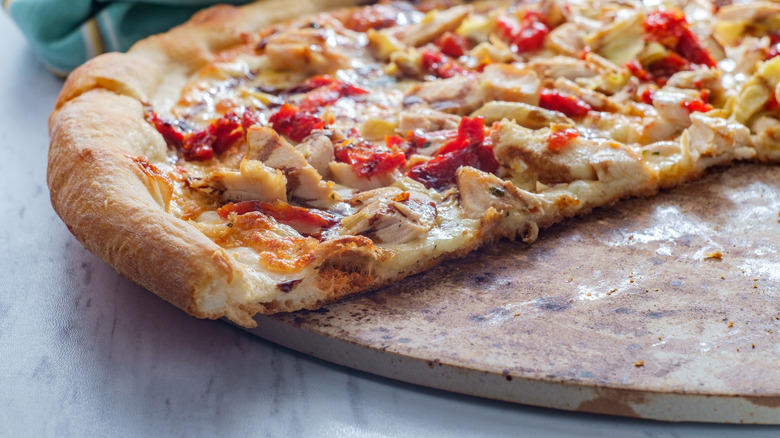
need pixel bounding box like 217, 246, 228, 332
244, 163, 780, 423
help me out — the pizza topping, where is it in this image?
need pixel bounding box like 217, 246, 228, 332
343, 4, 402, 32
434, 31, 470, 58
407, 116, 498, 189
269, 103, 327, 142
190, 159, 287, 203
340, 187, 437, 244
643, 10, 716, 68
397, 4, 469, 47
420, 48, 471, 78
147, 111, 249, 161
334, 138, 407, 178
218, 200, 338, 235
547, 127, 580, 152
246, 126, 338, 204
538, 89, 593, 118
496, 11, 550, 54
261, 26, 350, 75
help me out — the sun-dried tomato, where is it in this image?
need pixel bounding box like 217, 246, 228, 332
299, 81, 369, 112
407, 117, 498, 190
435, 31, 470, 58
334, 140, 407, 177
496, 11, 550, 54
640, 87, 656, 105
539, 89, 592, 118
218, 200, 338, 229
643, 10, 715, 68
421, 49, 471, 79
625, 60, 653, 82
547, 128, 579, 152
269, 103, 326, 142
646, 52, 690, 86
435, 115, 485, 156
148, 111, 246, 161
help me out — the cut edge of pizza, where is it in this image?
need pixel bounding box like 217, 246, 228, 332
48, 0, 780, 327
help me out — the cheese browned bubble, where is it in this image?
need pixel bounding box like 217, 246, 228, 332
49, 0, 780, 326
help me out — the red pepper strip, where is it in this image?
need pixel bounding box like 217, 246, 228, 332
269, 103, 326, 142
643, 10, 715, 68
547, 128, 579, 152
420, 49, 472, 79
334, 140, 407, 177
640, 87, 656, 105
407, 142, 499, 190
218, 200, 338, 229
299, 81, 370, 112
148, 111, 245, 161
147, 112, 187, 146
435, 116, 485, 156
407, 117, 498, 190
496, 11, 550, 54
435, 31, 470, 58
539, 89, 592, 118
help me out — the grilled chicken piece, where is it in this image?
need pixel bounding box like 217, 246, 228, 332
397, 5, 470, 47
397, 109, 461, 133
190, 159, 287, 203
480, 64, 541, 105
684, 114, 754, 165
491, 121, 654, 186
471, 101, 573, 129
407, 75, 485, 115
642, 87, 704, 142
527, 56, 599, 81
246, 126, 338, 204
263, 27, 349, 75
340, 187, 437, 244
329, 163, 402, 191
666, 69, 725, 105
456, 166, 543, 221
295, 134, 335, 178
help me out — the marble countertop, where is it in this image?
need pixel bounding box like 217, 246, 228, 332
0, 12, 777, 437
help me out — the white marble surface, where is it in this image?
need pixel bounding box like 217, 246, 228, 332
0, 12, 778, 437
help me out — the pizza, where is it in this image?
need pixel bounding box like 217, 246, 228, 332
48, 0, 780, 327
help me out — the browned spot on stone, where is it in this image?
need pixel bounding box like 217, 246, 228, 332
575, 389, 647, 418
744, 396, 780, 408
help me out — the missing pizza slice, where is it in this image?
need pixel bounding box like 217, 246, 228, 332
48, 0, 780, 327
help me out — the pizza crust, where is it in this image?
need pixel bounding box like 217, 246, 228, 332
48, 0, 374, 327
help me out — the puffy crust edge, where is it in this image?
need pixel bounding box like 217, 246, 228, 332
47, 0, 377, 327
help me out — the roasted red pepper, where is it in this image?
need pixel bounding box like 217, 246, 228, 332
547, 128, 579, 152
218, 200, 338, 229
496, 11, 550, 54
407, 117, 499, 190
624, 60, 653, 82
334, 140, 407, 177
643, 10, 715, 68
148, 111, 246, 161
539, 89, 592, 118
421, 49, 471, 79
269, 103, 326, 142
435, 31, 470, 58
646, 52, 690, 85
299, 81, 369, 112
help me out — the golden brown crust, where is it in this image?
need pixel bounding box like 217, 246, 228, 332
48, 0, 375, 327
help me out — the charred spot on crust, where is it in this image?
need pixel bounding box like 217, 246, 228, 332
277, 279, 303, 293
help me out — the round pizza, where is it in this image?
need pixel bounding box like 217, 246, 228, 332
48, 0, 780, 327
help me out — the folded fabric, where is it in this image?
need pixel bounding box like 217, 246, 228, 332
5, 0, 253, 76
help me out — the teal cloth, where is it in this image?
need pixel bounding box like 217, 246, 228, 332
5, 0, 253, 76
